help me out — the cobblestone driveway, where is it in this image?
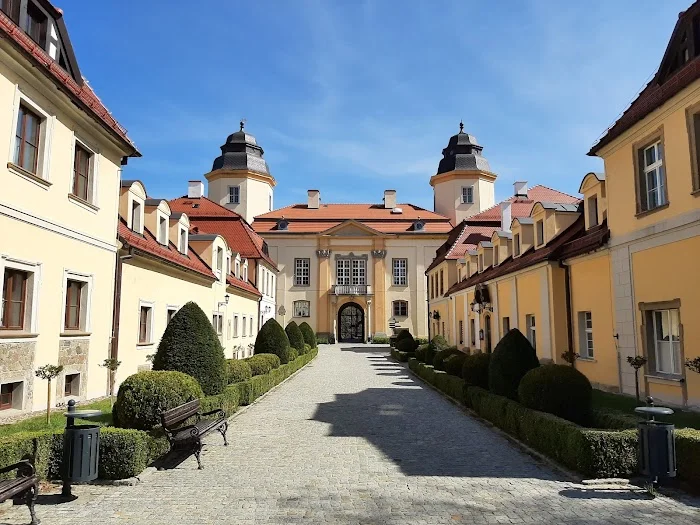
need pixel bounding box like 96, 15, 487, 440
3, 344, 700, 524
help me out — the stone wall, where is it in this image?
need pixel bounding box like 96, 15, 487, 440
0, 340, 36, 414
56, 338, 90, 402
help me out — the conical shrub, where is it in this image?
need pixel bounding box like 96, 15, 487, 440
255, 318, 293, 363
488, 328, 539, 400
152, 301, 226, 395
299, 322, 317, 348
285, 321, 305, 351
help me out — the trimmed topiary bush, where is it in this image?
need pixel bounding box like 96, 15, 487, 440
518, 364, 593, 425
245, 353, 281, 376
255, 318, 293, 363
285, 321, 305, 351
225, 359, 252, 384
396, 330, 412, 342
371, 335, 390, 344
462, 352, 491, 389
299, 322, 317, 348
152, 301, 226, 395
424, 345, 437, 366
113, 370, 203, 430
395, 332, 417, 352
415, 344, 429, 362
415, 337, 430, 346
298, 343, 312, 355
433, 347, 461, 371
488, 328, 539, 400
445, 353, 467, 377
430, 335, 449, 351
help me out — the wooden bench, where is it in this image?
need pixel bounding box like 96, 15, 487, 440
0, 460, 39, 525
160, 399, 228, 470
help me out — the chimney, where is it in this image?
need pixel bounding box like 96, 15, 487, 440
384, 189, 397, 209
514, 181, 528, 198
501, 202, 512, 232
188, 180, 204, 199
307, 190, 320, 209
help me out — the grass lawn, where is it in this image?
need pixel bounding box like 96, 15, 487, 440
0, 399, 113, 438
592, 389, 700, 430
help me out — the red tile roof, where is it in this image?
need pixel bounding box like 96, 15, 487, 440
0, 11, 139, 155
118, 220, 215, 279
227, 274, 262, 297
426, 185, 579, 272
169, 196, 277, 269
252, 203, 453, 234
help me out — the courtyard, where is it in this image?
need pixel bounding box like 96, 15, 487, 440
2, 345, 699, 525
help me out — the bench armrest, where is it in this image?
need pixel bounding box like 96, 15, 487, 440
0, 460, 35, 477
200, 408, 225, 419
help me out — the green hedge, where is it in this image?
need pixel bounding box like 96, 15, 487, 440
371, 335, 390, 344
245, 353, 281, 376
432, 347, 461, 371
408, 358, 466, 404
445, 353, 467, 377
226, 359, 252, 384
391, 348, 413, 362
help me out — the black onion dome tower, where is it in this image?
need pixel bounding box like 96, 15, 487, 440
430, 122, 497, 224
205, 121, 276, 223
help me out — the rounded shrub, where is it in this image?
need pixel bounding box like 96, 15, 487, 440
299, 343, 312, 355
285, 321, 305, 351
113, 370, 203, 430
518, 364, 593, 425
424, 346, 437, 366
152, 301, 226, 395
445, 353, 467, 377
299, 322, 317, 348
226, 359, 252, 384
395, 332, 417, 352
488, 328, 540, 400
430, 335, 449, 351
395, 330, 412, 343
461, 352, 491, 388
415, 343, 429, 362
245, 353, 281, 376
255, 318, 293, 363
433, 347, 462, 371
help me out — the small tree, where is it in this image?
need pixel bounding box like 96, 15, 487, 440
686, 357, 700, 374
627, 355, 647, 403
488, 328, 539, 400
35, 364, 64, 424
255, 318, 293, 363
299, 322, 317, 348
285, 321, 305, 351
101, 358, 122, 408
153, 301, 226, 395
561, 349, 580, 365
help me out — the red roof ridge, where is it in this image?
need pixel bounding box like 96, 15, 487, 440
171, 195, 243, 218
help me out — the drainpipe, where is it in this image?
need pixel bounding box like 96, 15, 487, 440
110, 246, 132, 396
560, 260, 574, 367
426, 274, 431, 341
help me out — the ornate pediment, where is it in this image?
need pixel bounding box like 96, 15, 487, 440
321, 220, 383, 237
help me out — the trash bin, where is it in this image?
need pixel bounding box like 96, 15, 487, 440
61, 399, 103, 499
635, 397, 676, 483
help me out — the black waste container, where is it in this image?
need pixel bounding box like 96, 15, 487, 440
62, 424, 100, 482
638, 420, 676, 478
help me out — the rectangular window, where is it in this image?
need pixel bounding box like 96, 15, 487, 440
336, 259, 350, 286
503, 316, 510, 334
536, 220, 544, 246
233, 315, 239, 337
526, 314, 536, 350
138, 305, 152, 344
587, 196, 599, 228
0, 382, 21, 410
166, 307, 177, 325
228, 186, 240, 204
73, 143, 91, 202
131, 201, 142, 233
14, 104, 41, 174
64, 373, 80, 397
393, 300, 408, 317
24, 2, 47, 46
179, 228, 187, 253
459, 320, 464, 345
158, 216, 167, 245
439, 270, 444, 295
513, 234, 521, 256
637, 140, 667, 212
470, 319, 476, 346
1, 269, 27, 330
294, 258, 310, 286
392, 258, 407, 286
1, 0, 20, 23
461, 186, 474, 204
478, 254, 484, 272
213, 313, 223, 336
293, 300, 310, 318
692, 113, 700, 191
578, 311, 594, 358
242, 316, 247, 337
441, 322, 445, 337
250, 317, 253, 335
351, 259, 366, 285
216, 248, 224, 273
64, 279, 83, 330
644, 309, 682, 376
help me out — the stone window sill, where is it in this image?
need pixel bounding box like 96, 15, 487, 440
577, 357, 597, 363
645, 374, 683, 385
0, 331, 38, 339
60, 331, 91, 338
67, 194, 99, 214
7, 162, 51, 189
635, 202, 670, 219
136, 342, 154, 347
692, 188, 700, 197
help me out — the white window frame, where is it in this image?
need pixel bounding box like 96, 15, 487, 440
242, 316, 247, 337
0, 379, 25, 411
8, 87, 54, 187
294, 258, 310, 286
0, 254, 41, 335
166, 305, 179, 325
157, 210, 169, 246
62, 371, 81, 399
212, 311, 223, 336
293, 300, 310, 318
228, 185, 240, 204
235, 260, 240, 278
641, 141, 666, 211
536, 220, 544, 247
587, 195, 599, 228
392, 258, 407, 286
578, 311, 594, 359
60, 270, 93, 334
250, 317, 253, 335
178, 226, 188, 254
513, 233, 521, 257
68, 135, 100, 211
128, 195, 144, 234
393, 300, 408, 317
137, 300, 155, 345
461, 186, 474, 204
526, 314, 536, 350
233, 314, 239, 337
651, 309, 681, 375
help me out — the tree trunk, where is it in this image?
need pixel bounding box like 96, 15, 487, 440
46, 379, 51, 424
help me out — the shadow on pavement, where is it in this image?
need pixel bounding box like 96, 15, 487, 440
559, 488, 653, 500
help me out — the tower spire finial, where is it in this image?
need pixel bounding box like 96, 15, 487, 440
459, 120, 464, 133
239, 119, 246, 131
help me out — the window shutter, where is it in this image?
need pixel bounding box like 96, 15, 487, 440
637, 148, 647, 213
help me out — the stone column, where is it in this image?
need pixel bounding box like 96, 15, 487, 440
371, 248, 387, 334
316, 248, 332, 334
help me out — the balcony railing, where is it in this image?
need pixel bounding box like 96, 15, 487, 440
333, 284, 372, 296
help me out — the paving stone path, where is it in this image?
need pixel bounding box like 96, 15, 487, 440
3, 344, 700, 524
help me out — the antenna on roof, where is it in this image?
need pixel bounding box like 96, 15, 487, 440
240, 118, 246, 131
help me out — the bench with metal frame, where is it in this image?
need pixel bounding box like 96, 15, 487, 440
160, 399, 228, 469
0, 460, 39, 525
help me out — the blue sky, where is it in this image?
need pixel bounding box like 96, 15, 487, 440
65, 0, 688, 209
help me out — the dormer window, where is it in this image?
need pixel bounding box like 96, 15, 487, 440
178, 227, 187, 254
228, 186, 240, 204
216, 247, 223, 275
478, 254, 484, 273
24, 2, 47, 46
158, 216, 167, 245
461, 186, 474, 204
514, 233, 521, 256
235, 261, 240, 278
536, 220, 544, 246
1, 0, 20, 23
131, 200, 143, 234
587, 195, 599, 228
243, 265, 248, 282
413, 220, 425, 231
277, 219, 289, 231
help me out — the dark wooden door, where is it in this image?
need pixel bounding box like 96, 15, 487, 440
339, 303, 364, 343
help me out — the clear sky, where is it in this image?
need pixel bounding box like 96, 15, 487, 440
64, 0, 689, 209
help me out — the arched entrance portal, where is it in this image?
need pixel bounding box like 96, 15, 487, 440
338, 302, 365, 343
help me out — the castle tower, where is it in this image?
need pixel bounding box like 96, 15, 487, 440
430, 123, 496, 224
205, 122, 275, 224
